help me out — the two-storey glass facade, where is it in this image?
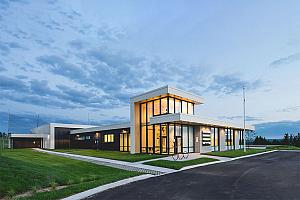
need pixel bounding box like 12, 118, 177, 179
140, 96, 195, 154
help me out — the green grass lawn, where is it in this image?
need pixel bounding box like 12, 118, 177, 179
54, 149, 165, 162
267, 145, 300, 150
205, 148, 270, 158
144, 157, 218, 170
0, 149, 140, 200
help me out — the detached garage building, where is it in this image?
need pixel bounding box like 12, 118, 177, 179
10, 123, 95, 149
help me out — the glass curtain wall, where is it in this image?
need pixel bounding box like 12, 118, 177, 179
141, 122, 194, 155
225, 128, 235, 150
120, 130, 130, 152
140, 96, 195, 154
239, 130, 244, 149
211, 127, 220, 151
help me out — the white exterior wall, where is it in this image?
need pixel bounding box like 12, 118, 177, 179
219, 128, 226, 151
130, 101, 140, 154
234, 130, 240, 150
31, 124, 51, 149
199, 126, 213, 153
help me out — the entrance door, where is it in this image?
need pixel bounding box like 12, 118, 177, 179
162, 136, 168, 154
175, 136, 182, 154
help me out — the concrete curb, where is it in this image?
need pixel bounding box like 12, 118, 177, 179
230, 150, 277, 161
34, 149, 175, 175
278, 149, 300, 152
178, 150, 278, 172
61, 174, 154, 200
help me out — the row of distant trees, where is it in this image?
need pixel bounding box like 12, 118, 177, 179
253, 133, 300, 147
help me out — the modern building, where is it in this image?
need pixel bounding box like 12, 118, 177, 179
10, 86, 254, 154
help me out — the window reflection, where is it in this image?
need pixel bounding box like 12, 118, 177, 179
188, 102, 194, 114
161, 98, 168, 114
169, 124, 175, 154
182, 101, 188, 114
154, 99, 160, 115
169, 98, 174, 113
147, 101, 153, 122
141, 103, 146, 124
175, 99, 181, 113
141, 126, 147, 153
147, 125, 154, 153
155, 125, 160, 154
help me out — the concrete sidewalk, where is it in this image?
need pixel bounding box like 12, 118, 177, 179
34, 149, 176, 175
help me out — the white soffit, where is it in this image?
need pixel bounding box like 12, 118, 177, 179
10, 134, 46, 138
149, 113, 255, 131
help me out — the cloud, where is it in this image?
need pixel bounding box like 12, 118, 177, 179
255, 120, 300, 139
206, 74, 263, 95
0, 110, 129, 133
218, 115, 263, 122
0, 75, 29, 92
276, 106, 300, 113
0, 41, 25, 55
270, 53, 300, 67
0, 66, 6, 72
0, 76, 113, 110
0, 111, 93, 133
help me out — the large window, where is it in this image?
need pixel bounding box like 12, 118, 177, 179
175, 99, 181, 113
188, 126, 194, 152
154, 99, 160, 115
104, 134, 114, 143
182, 126, 189, 153
169, 124, 175, 154
120, 130, 130, 152
154, 124, 160, 154
147, 125, 154, 153
211, 127, 219, 151
182, 101, 188, 114
225, 128, 234, 150
161, 124, 168, 154
141, 103, 147, 125
139, 96, 195, 154
161, 98, 168, 114
188, 102, 194, 114
169, 98, 174, 114
147, 101, 153, 123
141, 126, 147, 153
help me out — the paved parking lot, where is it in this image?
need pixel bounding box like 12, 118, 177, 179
87, 151, 300, 200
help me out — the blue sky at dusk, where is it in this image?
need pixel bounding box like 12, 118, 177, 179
0, 0, 300, 138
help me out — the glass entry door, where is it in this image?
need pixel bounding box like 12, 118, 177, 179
162, 136, 168, 154
175, 136, 182, 154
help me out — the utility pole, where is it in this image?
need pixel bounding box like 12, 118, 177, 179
7, 111, 10, 134
88, 113, 90, 125
243, 86, 246, 152
36, 114, 40, 128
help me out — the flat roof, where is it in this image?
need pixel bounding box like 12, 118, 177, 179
10, 134, 46, 138
149, 113, 255, 131
130, 85, 205, 104
70, 122, 130, 134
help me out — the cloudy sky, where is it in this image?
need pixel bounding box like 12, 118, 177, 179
0, 0, 300, 138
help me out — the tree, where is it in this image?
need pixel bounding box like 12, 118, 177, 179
283, 133, 289, 145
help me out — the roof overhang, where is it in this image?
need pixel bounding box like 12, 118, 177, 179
130, 85, 204, 105
70, 122, 130, 134
49, 123, 97, 129
10, 134, 46, 138
149, 113, 255, 131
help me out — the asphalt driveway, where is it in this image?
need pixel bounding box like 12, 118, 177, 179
87, 151, 300, 200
